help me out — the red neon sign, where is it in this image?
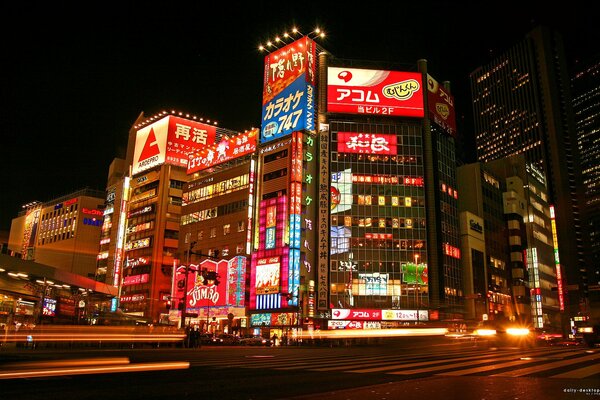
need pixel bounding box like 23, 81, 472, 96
337, 132, 397, 155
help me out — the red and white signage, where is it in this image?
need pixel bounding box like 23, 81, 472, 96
122, 274, 150, 286
337, 132, 397, 155
331, 308, 382, 321
328, 67, 424, 117
328, 320, 381, 330
188, 129, 257, 174
132, 115, 217, 175
427, 74, 456, 137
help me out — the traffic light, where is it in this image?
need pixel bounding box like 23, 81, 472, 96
166, 299, 172, 310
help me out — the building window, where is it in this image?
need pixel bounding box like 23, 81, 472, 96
197, 231, 203, 241
237, 221, 245, 232
236, 243, 244, 254
210, 227, 217, 238
223, 224, 231, 235
222, 246, 229, 257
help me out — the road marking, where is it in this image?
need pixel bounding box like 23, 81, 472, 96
492, 353, 600, 377
551, 363, 600, 379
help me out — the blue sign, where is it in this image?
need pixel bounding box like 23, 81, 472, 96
260, 76, 315, 143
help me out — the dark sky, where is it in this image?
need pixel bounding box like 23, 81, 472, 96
1, 1, 596, 231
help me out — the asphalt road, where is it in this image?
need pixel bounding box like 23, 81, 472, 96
1, 338, 598, 400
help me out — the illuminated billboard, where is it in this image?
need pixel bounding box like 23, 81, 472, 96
261, 37, 316, 143
426, 74, 456, 137
175, 257, 247, 309
331, 169, 352, 213
132, 115, 216, 175
187, 129, 257, 174
401, 262, 428, 285
255, 257, 281, 294
337, 133, 397, 155
327, 67, 424, 117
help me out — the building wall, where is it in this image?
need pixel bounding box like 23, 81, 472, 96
470, 26, 585, 320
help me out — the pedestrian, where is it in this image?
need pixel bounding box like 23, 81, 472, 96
271, 333, 279, 347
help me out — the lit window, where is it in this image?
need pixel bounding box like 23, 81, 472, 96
223, 224, 231, 235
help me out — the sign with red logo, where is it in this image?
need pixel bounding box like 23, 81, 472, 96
132, 115, 217, 175
187, 129, 257, 174
427, 74, 456, 137
175, 257, 246, 309
337, 132, 397, 155
331, 308, 382, 321
328, 67, 424, 117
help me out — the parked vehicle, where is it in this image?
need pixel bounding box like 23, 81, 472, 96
239, 335, 272, 346
198, 333, 223, 345
217, 334, 240, 345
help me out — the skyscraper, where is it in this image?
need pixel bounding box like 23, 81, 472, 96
572, 55, 600, 321
470, 26, 586, 321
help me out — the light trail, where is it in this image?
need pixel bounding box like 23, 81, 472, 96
0, 361, 190, 380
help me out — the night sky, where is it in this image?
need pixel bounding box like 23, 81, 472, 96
1, 1, 596, 231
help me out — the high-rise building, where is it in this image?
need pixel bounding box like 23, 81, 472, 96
458, 155, 561, 330
176, 129, 257, 332
572, 55, 600, 322
470, 26, 586, 320
247, 33, 463, 338
103, 110, 236, 324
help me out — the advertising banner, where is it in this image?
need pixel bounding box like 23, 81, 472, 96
328, 67, 424, 117
132, 115, 216, 175
255, 257, 281, 295
331, 308, 382, 321
261, 37, 316, 143
187, 129, 257, 174
175, 257, 246, 309
426, 74, 456, 137
337, 133, 397, 155
401, 262, 428, 284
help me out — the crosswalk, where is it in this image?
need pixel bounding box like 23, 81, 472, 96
188, 347, 600, 379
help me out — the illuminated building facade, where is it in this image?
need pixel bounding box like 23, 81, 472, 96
248, 36, 319, 337
248, 33, 463, 335
111, 111, 233, 324
177, 129, 257, 332
470, 26, 585, 320
9, 188, 106, 277
458, 156, 561, 329
572, 56, 600, 321
323, 58, 462, 328
95, 157, 127, 286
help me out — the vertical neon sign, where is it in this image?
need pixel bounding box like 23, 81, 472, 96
549, 205, 565, 311
114, 176, 130, 288
246, 159, 255, 255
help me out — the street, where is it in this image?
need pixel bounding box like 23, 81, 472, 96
0, 338, 598, 399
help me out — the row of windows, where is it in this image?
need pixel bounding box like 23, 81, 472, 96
181, 199, 248, 225
183, 174, 250, 205
332, 216, 426, 229
41, 204, 78, 220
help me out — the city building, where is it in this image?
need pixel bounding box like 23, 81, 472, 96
247, 33, 463, 337
175, 129, 257, 333
458, 155, 561, 330
4, 186, 116, 328
571, 55, 600, 324
470, 26, 586, 321
8, 188, 106, 278
103, 110, 238, 324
